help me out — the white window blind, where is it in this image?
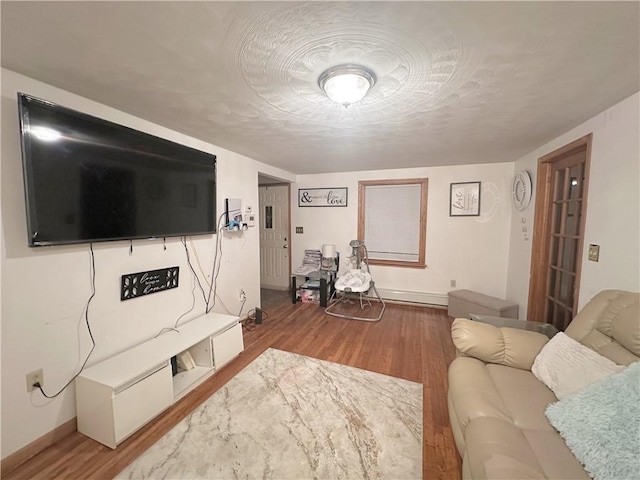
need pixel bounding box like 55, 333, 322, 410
361, 180, 427, 266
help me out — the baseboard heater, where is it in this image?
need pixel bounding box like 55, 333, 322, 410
374, 288, 448, 306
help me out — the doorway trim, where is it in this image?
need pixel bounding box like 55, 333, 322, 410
527, 133, 592, 324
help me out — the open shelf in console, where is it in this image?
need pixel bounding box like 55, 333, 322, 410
173, 365, 211, 400
172, 336, 214, 399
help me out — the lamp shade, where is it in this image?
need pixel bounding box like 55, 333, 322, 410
322, 244, 336, 258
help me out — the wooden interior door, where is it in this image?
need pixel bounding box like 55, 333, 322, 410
528, 134, 592, 330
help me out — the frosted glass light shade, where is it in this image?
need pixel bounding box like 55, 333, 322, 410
319, 65, 376, 107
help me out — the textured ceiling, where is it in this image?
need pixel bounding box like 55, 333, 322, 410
1, 1, 639, 174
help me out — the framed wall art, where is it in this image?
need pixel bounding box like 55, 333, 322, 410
298, 187, 348, 207
450, 182, 481, 217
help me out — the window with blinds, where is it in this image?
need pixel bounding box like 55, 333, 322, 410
357, 178, 428, 268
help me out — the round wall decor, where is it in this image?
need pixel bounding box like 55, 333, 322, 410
512, 171, 532, 211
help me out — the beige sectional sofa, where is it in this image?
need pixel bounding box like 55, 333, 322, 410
447, 290, 640, 479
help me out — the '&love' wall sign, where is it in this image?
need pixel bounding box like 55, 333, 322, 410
298, 187, 348, 207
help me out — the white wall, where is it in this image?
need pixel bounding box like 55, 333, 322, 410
0, 69, 295, 458
293, 163, 514, 303
506, 92, 640, 317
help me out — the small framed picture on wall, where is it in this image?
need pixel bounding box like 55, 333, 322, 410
450, 182, 481, 216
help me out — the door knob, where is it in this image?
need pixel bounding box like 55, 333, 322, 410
283, 244, 288, 249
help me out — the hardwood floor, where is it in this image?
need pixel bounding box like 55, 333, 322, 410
4, 300, 462, 480
260, 287, 291, 310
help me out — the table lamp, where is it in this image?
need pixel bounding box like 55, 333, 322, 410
321, 244, 336, 270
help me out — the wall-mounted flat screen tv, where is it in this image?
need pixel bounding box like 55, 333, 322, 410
17, 93, 216, 247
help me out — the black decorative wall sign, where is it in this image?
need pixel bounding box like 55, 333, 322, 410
121, 267, 179, 301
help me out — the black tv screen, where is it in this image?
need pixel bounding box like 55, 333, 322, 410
17, 93, 216, 246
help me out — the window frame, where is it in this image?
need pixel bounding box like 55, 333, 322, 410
357, 178, 428, 269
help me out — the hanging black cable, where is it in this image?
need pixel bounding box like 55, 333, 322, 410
206, 213, 226, 312
182, 236, 208, 308
35, 243, 97, 398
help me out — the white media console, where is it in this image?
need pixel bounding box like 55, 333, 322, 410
76, 312, 243, 448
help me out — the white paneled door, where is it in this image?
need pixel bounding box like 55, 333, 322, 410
259, 185, 290, 290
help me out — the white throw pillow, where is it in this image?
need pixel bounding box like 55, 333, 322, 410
532, 332, 624, 399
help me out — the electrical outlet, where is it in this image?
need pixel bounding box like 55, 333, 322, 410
26, 369, 43, 393
450, 280, 457, 288
239, 289, 246, 301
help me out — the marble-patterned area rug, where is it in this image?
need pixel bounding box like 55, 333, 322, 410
116, 348, 423, 479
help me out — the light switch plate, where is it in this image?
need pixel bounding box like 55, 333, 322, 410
296, 227, 303, 234
588, 244, 600, 262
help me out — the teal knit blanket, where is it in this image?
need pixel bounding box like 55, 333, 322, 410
546, 362, 640, 480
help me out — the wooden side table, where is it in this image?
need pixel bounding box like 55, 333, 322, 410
291, 269, 336, 307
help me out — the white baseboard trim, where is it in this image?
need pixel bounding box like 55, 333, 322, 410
376, 288, 449, 306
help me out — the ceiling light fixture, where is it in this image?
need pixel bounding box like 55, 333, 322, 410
318, 64, 376, 107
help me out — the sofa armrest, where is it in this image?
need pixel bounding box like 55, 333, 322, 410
451, 318, 549, 370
